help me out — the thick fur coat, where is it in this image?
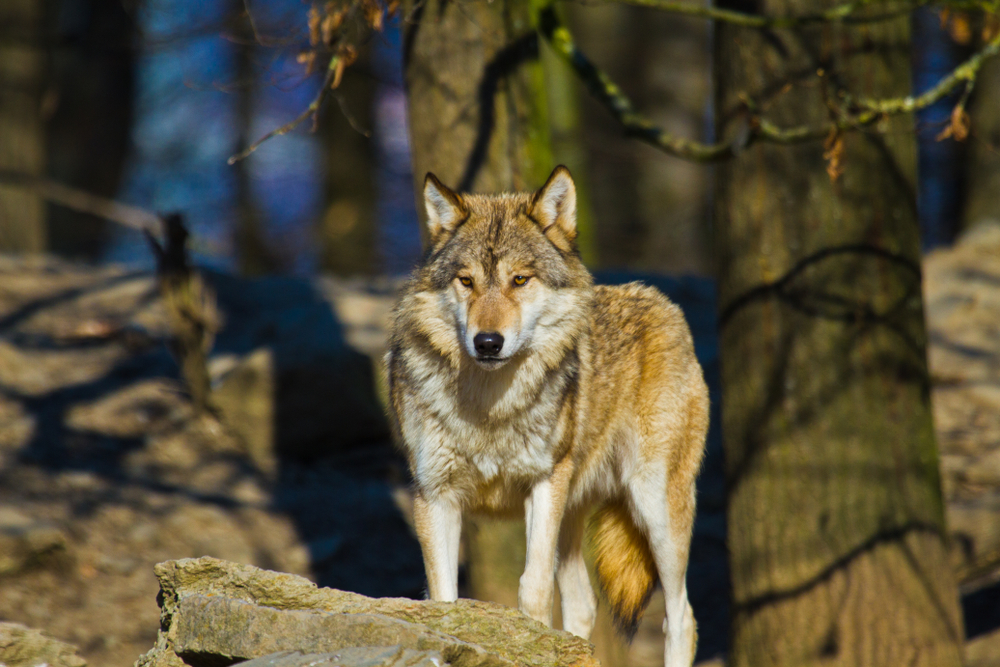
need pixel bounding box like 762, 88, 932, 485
386, 166, 708, 667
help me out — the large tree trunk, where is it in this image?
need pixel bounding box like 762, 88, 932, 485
963, 20, 1000, 231
403, 0, 552, 211
0, 0, 47, 253
714, 3, 965, 666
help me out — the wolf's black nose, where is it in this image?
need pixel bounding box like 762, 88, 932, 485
474, 332, 504, 356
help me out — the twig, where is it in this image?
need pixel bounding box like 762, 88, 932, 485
228, 30, 345, 164
243, 0, 276, 47
852, 31, 1000, 114
596, 0, 924, 28
146, 214, 219, 416
0, 168, 162, 232
335, 93, 373, 137
594, 0, 998, 27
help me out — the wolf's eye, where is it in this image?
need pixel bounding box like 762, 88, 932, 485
459, 277, 473, 288
512, 275, 529, 287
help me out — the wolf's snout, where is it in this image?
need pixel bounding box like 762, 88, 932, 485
474, 332, 504, 356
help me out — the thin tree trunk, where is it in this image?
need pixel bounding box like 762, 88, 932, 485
231, 3, 276, 276
46, 0, 134, 260
319, 66, 377, 276
714, 2, 965, 665
0, 0, 47, 253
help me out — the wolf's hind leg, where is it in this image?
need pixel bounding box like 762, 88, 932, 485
413, 491, 462, 601
557, 510, 597, 639
629, 465, 697, 667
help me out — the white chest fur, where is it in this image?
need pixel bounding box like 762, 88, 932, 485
399, 347, 574, 496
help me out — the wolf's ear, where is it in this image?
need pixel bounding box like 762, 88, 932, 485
424, 173, 466, 242
531, 165, 577, 253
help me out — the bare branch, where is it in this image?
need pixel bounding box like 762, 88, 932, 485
539, 5, 1000, 162
539, 6, 735, 161
852, 31, 1000, 114
591, 0, 996, 28
595, 0, 924, 28
0, 168, 162, 232
227, 52, 339, 164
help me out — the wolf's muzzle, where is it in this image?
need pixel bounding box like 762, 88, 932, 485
473, 332, 504, 356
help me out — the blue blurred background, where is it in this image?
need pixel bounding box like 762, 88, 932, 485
33, 0, 982, 277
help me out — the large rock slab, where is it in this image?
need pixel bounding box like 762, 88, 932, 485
171, 595, 504, 667
137, 557, 598, 667
0, 622, 86, 667
233, 647, 445, 667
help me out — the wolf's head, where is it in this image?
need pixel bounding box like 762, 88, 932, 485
413, 166, 592, 371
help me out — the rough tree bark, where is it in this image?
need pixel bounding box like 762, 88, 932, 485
714, 2, 965, 666
403, 0, 553, 223
0, 0, 47, 253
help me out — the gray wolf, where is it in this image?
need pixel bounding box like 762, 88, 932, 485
386, 166, 709, 667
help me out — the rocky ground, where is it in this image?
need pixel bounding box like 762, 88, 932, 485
0, 225, 998, 667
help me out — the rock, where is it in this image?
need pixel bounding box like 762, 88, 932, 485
0, 622, 86, 667
233, 647, 445, 667
171, 595, 504, 667
136, 557, 598, 667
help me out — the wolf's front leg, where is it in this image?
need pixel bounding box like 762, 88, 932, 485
520, 457, 574, 626
413, 490, 462, 601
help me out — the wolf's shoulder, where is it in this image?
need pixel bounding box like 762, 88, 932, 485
590, 282, 692, 348
593, 282, 683, 322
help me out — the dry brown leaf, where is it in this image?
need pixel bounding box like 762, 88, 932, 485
985, 13, 1000, 43
322, 10, 346, 46
308, 5, 321, 46
297, 51, 318, 76
364, 0, 384, 31
339, 44, 358, 67
331, 56, 347, 89
938, 7, 950, 28
940, 8, 973, 45
937, 104, 970, 142
823, 128, 845, 183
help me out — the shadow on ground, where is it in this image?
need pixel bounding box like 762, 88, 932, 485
1, 253, 999, 667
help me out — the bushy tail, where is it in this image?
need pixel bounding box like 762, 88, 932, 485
589, 499, 658, 639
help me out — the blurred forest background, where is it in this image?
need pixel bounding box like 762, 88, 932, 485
2, 0, 1000, 666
